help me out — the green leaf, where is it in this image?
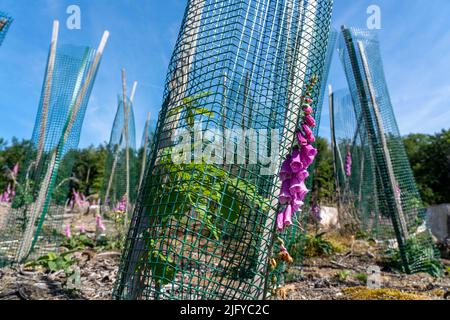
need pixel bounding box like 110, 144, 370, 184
149, 252, 176, 286
47, 252, 58, 261
47, 260, 58, 272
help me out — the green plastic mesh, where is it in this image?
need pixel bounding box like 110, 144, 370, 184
0, 44, 102, 266
284, 28, 337, 267
137, 116, 155, 193
114, 0, 334, 300
0, 11, 13, 47
333, 27, 441, 275
101, 96, 138, 211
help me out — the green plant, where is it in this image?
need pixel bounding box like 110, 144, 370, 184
167, 92, 213, 129
62, 234, 95, 250
354, 273, 368, 283
96, 235, 124, 251
355, 230, 370, 240
335, 270, 351, 281
303, 233, 335, 258
138, 239, 176, 287
151, 152, 270, 240
25, 251, 78, 275
385, 236, 443, 277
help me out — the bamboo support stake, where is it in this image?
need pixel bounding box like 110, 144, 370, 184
138, 112, 151, 192
17, 30, 109, 262
122, 70, 130, 226
158, 0, 206, 149
258, 0, 319, 299
357, 41, 409, 239
104, 80, 137, 209
130, 81, 138, 104
36, 21, 59, 167
328, 85, 341, 207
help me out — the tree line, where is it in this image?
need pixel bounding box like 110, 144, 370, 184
1, 129, 449, 206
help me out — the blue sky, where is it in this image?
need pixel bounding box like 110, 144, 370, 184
0, 0, 449, 147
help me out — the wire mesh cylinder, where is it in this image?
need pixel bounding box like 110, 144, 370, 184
0, 11, 13, 47
101, 96, 138, 209
0, 43, 101, 266
114, 0, 334, 300
336, 27, 441, 275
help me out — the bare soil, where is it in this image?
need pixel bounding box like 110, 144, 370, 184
1, 235, 449, 300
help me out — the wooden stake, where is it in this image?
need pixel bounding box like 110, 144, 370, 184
258, 0, 319, 299
122, 69, 130, 227
36, 21, 59, 167
138, 112, 151, 192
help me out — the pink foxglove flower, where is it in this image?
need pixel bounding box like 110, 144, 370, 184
291, 180, 309, 201
291, 196, 304, 212
65, 225, 72, 238
302, 124, 315, 143
311, 204, 321, 221
304, 115, 316, 128
296, 131, 308, 146
277, 212, 285, 231
79, 225, 86, 233
283, 204, 293, 227
279, 180, 291, 205
96, 215, 106, 232
290, 149, 303, 173
117, 196, 127, 212
296, 169, 309, 182
300, 144, 317, 168
289, 177, 304, 195
303, 106, 313, 115
280, 156, 292, 181
303, 97, 313, 104
345, 149, 352, 177
12, 163, 19, 177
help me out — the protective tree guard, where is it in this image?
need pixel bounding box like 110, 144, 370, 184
0, 23, 108, 266
114, 0, 334, 300
101, 76, 138, 216
0, 11, 13, 47
333, 26, 441, 276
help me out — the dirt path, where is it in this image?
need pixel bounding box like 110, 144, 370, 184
283, 252, 450, 300
0, 250, 120, 300
1, 240, 449, 300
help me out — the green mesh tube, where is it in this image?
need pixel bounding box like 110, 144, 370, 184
137, 115, 155, 193
334, 26, 441, 276
0, 11, 13, 47
101, 96, 138, 209
0, 43, 103, 266
114, 0, 334, 300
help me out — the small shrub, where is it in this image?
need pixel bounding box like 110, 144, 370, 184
384, 236, 442, 277
354, 273, 368, 283
303, 233, 336, 258
355, 230, 370, 240
62, 234, 95, 250
25, 251, 78, 275
335, 270, 351, 281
